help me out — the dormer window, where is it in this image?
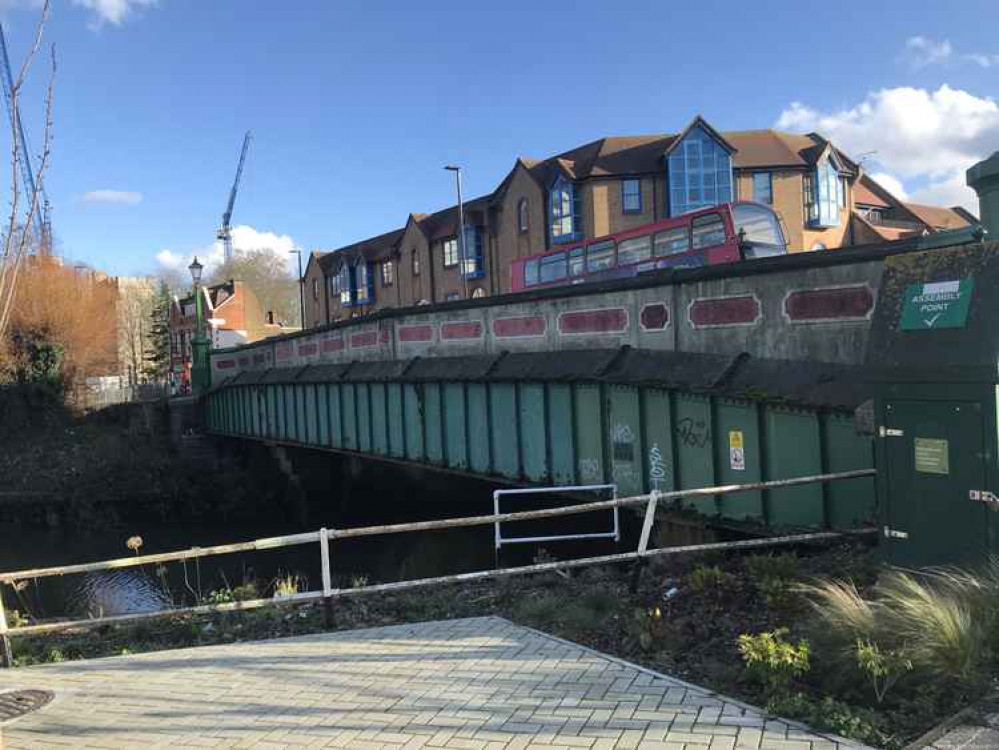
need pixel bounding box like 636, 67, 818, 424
549, 175, 579, 244
667, 123, 733, 217
807, 157, 842, 228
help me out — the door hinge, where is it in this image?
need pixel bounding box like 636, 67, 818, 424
969, 490, 999, 506
878, 427, 904, 438
883, 526, 909, 540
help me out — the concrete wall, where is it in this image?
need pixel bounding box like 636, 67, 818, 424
212, 246, 901, 380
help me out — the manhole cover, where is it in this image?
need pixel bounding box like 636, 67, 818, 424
0, 690, 53, 723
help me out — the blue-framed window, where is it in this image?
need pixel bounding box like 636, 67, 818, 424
354, 260, 375, 305
549, 175, 580, 244
807, 159, 841, 227
461, 225, 484, 279
443, 238, 459, 267
667, 125, 733, 217
752, 172, 772, 205
338, 265, 352, 306
622, 179, 642, 213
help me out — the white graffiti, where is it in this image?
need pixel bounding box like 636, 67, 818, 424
648, 442, 667, 492
578, 458, 601, 482
610, 423, 635, 444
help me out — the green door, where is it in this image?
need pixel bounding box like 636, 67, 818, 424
884, 399, 987, 566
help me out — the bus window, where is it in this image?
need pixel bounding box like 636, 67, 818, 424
586, 240, 616, 272
539, 252, 567, 283
617, 235, 652, 266
568, 247, 585, 277
691, 214, 726, 250
525, 258, 540, 287
654, 226, 690, 256
733, 203, 787, 258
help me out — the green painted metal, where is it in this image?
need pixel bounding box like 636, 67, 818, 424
642, 389, 675, 494
573, 385, 604, 486
356, 383, 372, 453
766, 407, 823, 527
824, 414, 875, 528
490, 384, 519, 479
443, 383, 468, 470
317, 385, 330, 446
371, 383, 389, 456
607, 386, 643, 498
467, 384, 490, 474
519, 383, 547, 482
403, 384, 424, 461
423, 383, 444, 463
675, 393, 715, 515
207, 374, 877, 531
342, 384, 357, 450
548, 384, 575, 485
715, 400, 763, 520
387, 383, 404, 458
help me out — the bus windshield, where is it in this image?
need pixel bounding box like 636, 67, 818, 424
733, 203, 787, 258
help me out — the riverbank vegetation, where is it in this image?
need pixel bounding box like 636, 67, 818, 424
8, 540, 993, 748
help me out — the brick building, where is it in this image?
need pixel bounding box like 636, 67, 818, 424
170, 279, 295, 391
302, 115, 974, 328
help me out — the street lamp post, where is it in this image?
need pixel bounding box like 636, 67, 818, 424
444, 165, 468, 300
290, 248, 304, 329
188, 256, 211, 396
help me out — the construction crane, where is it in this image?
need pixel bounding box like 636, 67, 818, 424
0, 21, 51, 254
218, 131, 252, 263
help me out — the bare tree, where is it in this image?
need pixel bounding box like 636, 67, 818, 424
0, 0, 55, 344
115, 277, 157, 384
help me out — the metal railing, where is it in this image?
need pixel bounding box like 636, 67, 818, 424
493, 484, 619, 550
0, 468, 877, 667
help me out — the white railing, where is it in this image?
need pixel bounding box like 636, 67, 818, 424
493, 484, 619, 550
0, 469, 877, 667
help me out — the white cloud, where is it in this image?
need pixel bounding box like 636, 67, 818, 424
965, 53, 999, 69
80, 188, 142, 205
72, 0, 156, 27
869, 172, 908, 200
777, 85, 999, 211
901, 36, 952, 69
155, 224, 299, 279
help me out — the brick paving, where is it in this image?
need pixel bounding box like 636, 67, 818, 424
0, 616, 871, 749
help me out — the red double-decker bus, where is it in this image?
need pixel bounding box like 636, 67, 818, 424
510, 201, 787, 293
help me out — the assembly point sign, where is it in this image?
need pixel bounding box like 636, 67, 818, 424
900, 278, 974, 331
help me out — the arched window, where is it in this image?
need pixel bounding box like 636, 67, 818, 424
518, 198, 529, 234
549, 175, 579, 244
471, 287, 486, 299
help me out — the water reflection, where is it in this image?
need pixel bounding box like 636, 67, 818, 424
72, 569, 173, 618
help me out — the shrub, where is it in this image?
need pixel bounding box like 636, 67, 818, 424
767, 693, 889, 748
737, 628, 810, 695
856, 638, 912, 704
687, 565, 733, 593
745, 553, 799, 583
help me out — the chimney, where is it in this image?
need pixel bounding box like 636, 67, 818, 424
967, 151, 999, 236
267, 310, 274, 325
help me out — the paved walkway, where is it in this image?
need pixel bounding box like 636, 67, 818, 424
0, 616, 869, 750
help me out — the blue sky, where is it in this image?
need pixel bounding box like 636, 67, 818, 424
2, 0, 998, 277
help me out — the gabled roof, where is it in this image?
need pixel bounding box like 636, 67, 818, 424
415, 195, 492, 241
902, 201, 974, 231
664, 115, 735, 156
853, 176, 893, 208
321, 227, 405, 270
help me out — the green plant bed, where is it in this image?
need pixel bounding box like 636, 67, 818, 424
7, 541, 984, 748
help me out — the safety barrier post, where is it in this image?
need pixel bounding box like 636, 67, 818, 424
0, 590, 12, 668
320, 527, 334, 627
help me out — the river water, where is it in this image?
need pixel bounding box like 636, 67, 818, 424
0, 496, 623, 623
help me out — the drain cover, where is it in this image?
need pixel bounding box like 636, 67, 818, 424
0, 690, 53, 723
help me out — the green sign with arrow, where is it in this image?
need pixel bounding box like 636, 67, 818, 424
900, 278, 974, 331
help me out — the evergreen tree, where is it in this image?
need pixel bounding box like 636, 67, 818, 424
144, 281, 172, 381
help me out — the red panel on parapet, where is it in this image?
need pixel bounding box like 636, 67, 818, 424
351, 331, 378, 348
441, 321, 483, 340
298, 343, 318, 357
559, 308, 628, 335
493, 316, 546, 338
688, 296, 760, 328
784, 286, 874, 322
399, 325, 434, 342
322, 336, 345, 353
640, 303, 670, 331
275, 342, 293, 359
215, 359, 236, 370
